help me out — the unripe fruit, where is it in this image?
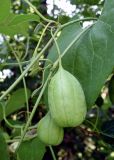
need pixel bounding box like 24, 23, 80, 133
48, 66, 87, 127
37, 112, 64, 146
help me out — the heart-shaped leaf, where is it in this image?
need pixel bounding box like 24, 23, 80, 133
44, 0, 114, 108
17, 137, 46, 160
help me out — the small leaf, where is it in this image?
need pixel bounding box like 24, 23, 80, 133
0, 131, 10, 160
17, 136, 46, 160
0, 88, 31, 121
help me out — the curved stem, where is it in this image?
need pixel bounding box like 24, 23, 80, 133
53, 24, 94, 69
4, 39, 29, 120
61, 17, 97, 29
31, 64, 52, 97
33, 22, 52, 58
3, 115, 22, 129
1, 103, 22, 129
15, 71, 53, 153
86, 119, 99, 133
23, 0, 55, 23
14, 55, 29, 120
49, 146, 57, 160
22, 37, 30, 60
51, 28, 62, 67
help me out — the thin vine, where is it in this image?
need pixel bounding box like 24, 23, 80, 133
15, 71, 53, 152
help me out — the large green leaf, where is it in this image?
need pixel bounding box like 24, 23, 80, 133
45, 0, 114, 108
17, 137, 46, 160
8, 14, 40, 26
0, 131, 10, 160
0, 13, 40, 36
0, 0, 10, 22
0, 88, 31, 121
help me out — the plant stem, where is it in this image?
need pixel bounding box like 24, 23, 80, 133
61, 17, 97, 29
31, 64, 52, 97
6, 134, 37, 143
4, 38, 29, 120
0, 28, 59, 101
51, 28, 62, 67
15, 71, 53, 153
53, 24, 93, 69
2, 61, 30, 66
22, 37, 30, 60
93, 106, 99, 131
49, 146, 57, 160
13, 54, 29, 120
33, 22, 51, 58
86, 120, 99, 132
23, 0, 55, 23
1, 102, 22, 129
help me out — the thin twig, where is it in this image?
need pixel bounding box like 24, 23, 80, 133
49, 146, 57, 160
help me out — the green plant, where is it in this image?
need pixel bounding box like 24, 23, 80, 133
0, 0, 114, 159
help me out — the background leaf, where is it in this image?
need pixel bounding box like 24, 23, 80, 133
0, 0, 10, 23
0, 22, 28, 36
0, 88, 31, 121
0, 131, 10, 160
0, 13, 40, 36
45, 0, 114, 108
8, 14, 40, 26
17, 137, 46, 160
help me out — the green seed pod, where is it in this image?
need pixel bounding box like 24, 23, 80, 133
37, 112, 64, 146
48, 66, 87, 127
